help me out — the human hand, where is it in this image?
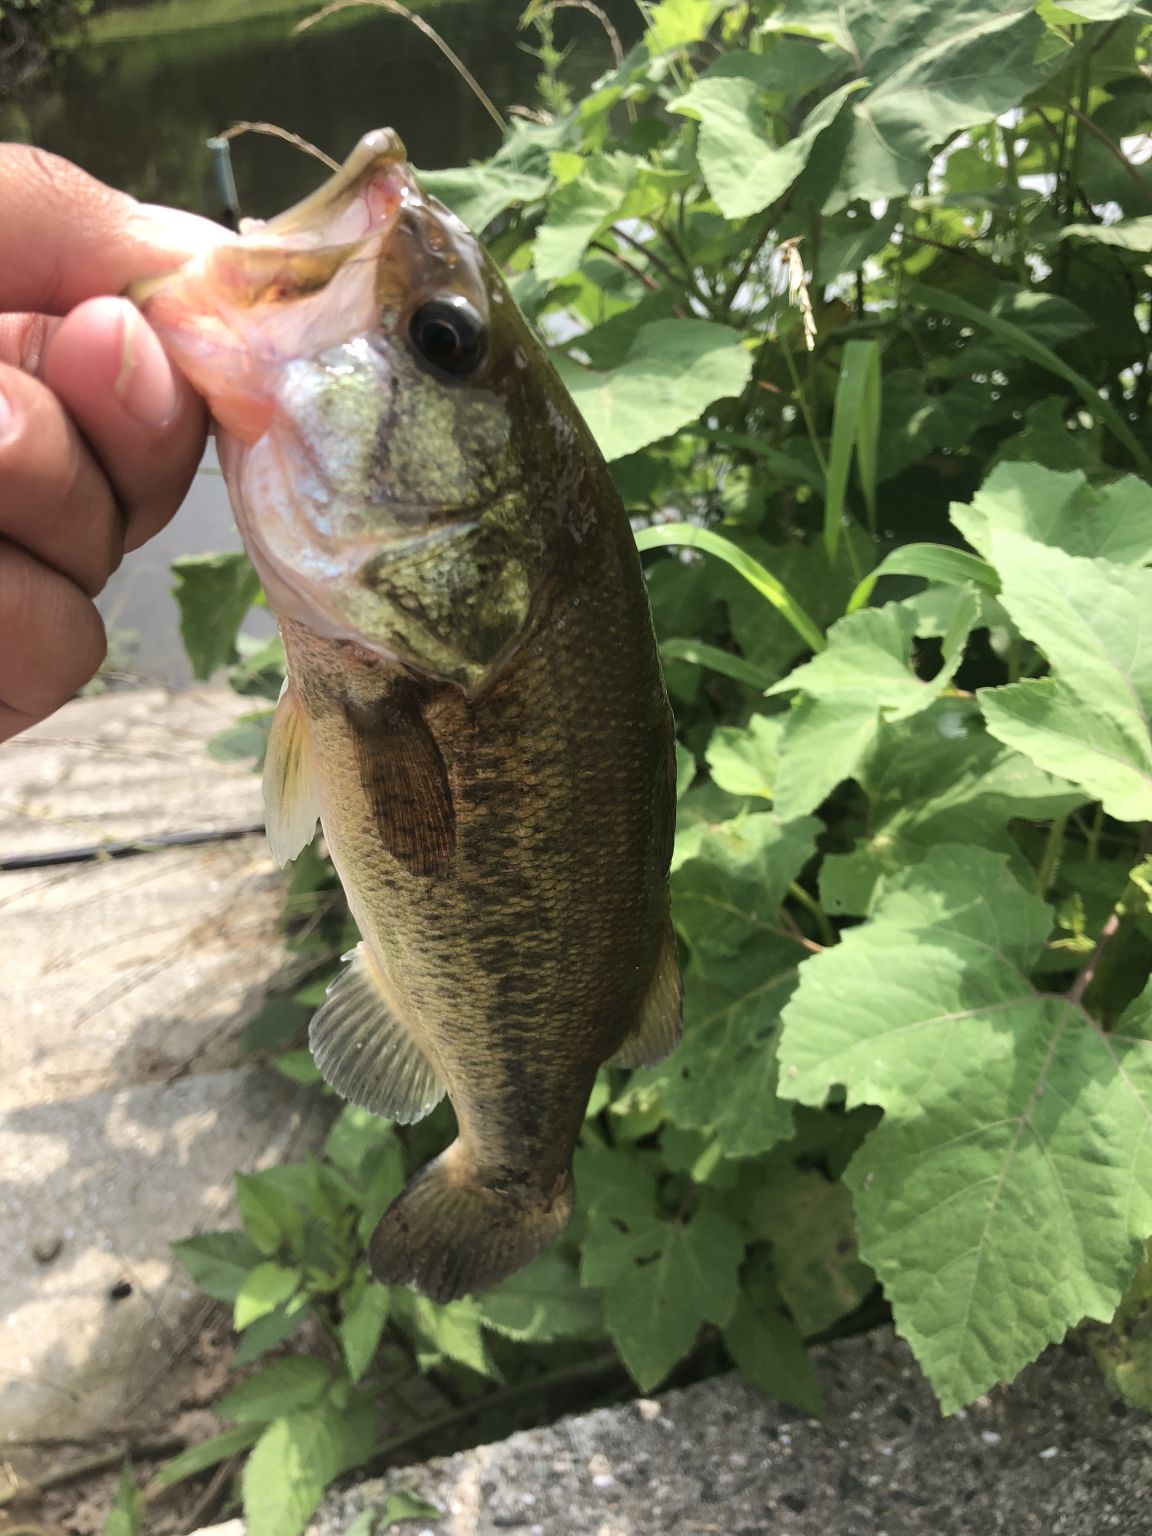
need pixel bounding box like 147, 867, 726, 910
0, 145, 230, 742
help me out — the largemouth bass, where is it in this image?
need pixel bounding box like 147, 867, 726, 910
134, 130, 680, 1302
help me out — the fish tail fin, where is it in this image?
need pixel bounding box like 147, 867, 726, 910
369, 1141, 573, 1303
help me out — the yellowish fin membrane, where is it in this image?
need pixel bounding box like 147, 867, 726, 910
263, 679, 320, 865
608, 919, 683, 1068
369, 1141, 574, 1303
310, 942, 444, 1123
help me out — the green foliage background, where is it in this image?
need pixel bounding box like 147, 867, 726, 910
157, 0, 1152, 1530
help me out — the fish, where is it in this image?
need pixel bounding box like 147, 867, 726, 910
132, 129, 681, 1303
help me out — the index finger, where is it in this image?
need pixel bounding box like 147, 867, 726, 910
0, 144, 229, 315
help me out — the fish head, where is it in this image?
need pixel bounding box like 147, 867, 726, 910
133, 130, 592, 687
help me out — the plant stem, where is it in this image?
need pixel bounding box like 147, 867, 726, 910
788, 882, 836, 948
780, 337, 829, 477
1037, 812, 1068, 898
1086, 803, 1105, 862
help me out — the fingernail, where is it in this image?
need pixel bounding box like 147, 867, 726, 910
0, 382, 14, 446
114, 308, 180, 430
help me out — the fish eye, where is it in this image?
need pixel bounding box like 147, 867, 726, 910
408, 295, 487, 377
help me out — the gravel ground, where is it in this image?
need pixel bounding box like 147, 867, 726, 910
197, 1327, 1152, 1536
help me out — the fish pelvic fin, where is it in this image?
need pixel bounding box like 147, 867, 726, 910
608, 918, 683, 1069
263, 678, 320, 865
369, 1142, 574, 1303
309, 942, 445, 1123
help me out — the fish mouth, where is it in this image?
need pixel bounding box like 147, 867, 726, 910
129, 129, 414, 314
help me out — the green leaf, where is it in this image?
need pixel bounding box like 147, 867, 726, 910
824, 339, 881, 554
399, 1294, 497, 1378
556, 320, 752, 462
819, 700, 1084, 917
243, 1406, 346, 1536
235, 1263, 301, 1330
778, 845, 1152, 1411
218, 1357, 333, 1424
951, 462, 1152, 567
324, 1104, 396, 1178
233, 1299, 308, 1367
912, 283, 1151, 473
978, 535, 1152, 821
236, 1170, 307, 1256
750, 1169, 874, 1335
848, 544, 999, 614
381, 1491, 444, 1524
769, 0, 1063, 209
646, 0, 714, 51
240, 997, 310, 1056
767, 602, 972, 820
672, 810, 822, 961
172, 1231, 263, 1303
644, 945, 801, 1157
705, 715, 783, 799
148, 1424, 263, 1492
724, 1258, 824, 1413
672, 56, 859, 219
637, 524, 826, 655
101, 1465, 142, 1536
171, 551, 262, 680
339, 1281, 391, 1383
583, 1188, 746, 1390
1060, 219, 1152, 251
417, 165, 548, 233
1085, 1243, 1152, 1412
534, 152, 640, 279
275, 1049, 323, 1084
478, 1250, 602, 1341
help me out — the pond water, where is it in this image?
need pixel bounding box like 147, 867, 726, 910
8, 0, 633, 683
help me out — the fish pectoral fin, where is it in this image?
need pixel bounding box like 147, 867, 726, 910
263, 679, 320, 866
608, 919, 683, 1069
349, 683, 455, 878
309, 942, 445, 1123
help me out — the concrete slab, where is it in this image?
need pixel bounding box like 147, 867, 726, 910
0, 688, 329, 1446
231, 1330, 1152, 1536
0, 1068, 319, 1439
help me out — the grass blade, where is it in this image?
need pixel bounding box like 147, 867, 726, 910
659, 639, 775, 689
910, 283, 1151, 475
848, 543, 999, 613
635, 524, 826, 653
824, 339, 882, 559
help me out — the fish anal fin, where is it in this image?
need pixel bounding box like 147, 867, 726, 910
309, 942, 444, 1123
609, 920, 683, 1069
348, 685, 455, 877
369, 1142, 574, 1303
263, 679, 320, 866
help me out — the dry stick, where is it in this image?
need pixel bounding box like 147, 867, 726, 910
295, 1, 506, 135
1053, 93, 1152, 209
218, 121, 339, 171
588, 239, 669, 300
0, 1439, 185, 1508
546, 0, 624, 67
1069, 909, 1122, 1008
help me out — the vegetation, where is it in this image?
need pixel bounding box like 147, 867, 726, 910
142, 0, 1152, 1530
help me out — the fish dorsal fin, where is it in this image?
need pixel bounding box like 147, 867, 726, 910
609, 919, 683, 1069
348, 684, 455, 878
309, 942, 445, 1123
263, 679, 320, 866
